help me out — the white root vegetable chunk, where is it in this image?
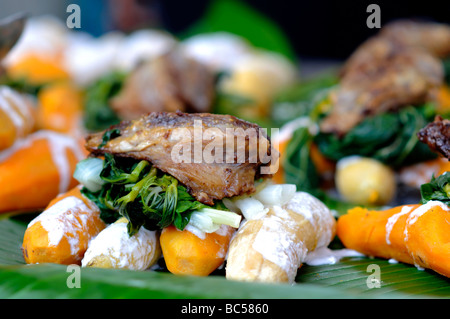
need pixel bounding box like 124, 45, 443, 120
226, 191, 336, 283
82, 218, 161, 270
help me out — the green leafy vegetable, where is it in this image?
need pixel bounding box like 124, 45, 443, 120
283, 126, 320, 192
420, 172, 450, 204
83, 71, 126, 132
282, 98, 438, 212
271, 73, 338, 127
0, 74, 44, 96
79, 154, 238, 236
443, 58, 450, 85
99, 128, 121, 148
314, 104, 438, 168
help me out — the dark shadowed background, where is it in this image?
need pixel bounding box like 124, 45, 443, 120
1, 0, 449, 62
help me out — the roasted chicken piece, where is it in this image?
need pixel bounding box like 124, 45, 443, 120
110, 48, 216, 121
85, 111, 275, 205
320, 20, 450, 136
417, 115, 450, 160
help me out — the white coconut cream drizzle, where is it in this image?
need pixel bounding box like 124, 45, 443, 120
402, 201, 449, 268
385, 205, 413, 245
43, 131, 85, 193
250, 192, 336, 281
0, 130, 85, 193
403, 201, 449, 242
28, 195, 96, 255
252, 206, 305, 283
304, 246, 363, 266
1, 86, 34, 130
0, 87, 29, 138
81, 220, 158, 270
285, 192, 335, 248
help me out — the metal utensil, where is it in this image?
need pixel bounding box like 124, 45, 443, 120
0, 12, 27, 61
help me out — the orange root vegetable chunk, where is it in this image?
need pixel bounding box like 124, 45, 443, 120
36, 82, 84, 136
22, 186, 106, 265
399, 158, 450, 189
0, 130, 87, 213
437, 84, 450, 113
6, 54, 70, 85
0, 86, 36, 151
160, 225, 235, 276
337, 201, 450, 278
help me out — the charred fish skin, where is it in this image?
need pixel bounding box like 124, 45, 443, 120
85, 111, 275, 205
417, 116, 450, 160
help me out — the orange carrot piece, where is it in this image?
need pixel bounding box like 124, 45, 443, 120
399, 157, 450, 189
0, 130, 87, 213
0, 109, 17, 151
36, 82, 84, 136
22, 186, 106, 265
0, 86, 36, 150
6, 54, 70, 85
437, 84, 450, 114
272, 137, 288, 184
337, 202, 450, 278
160, 225, 235, 276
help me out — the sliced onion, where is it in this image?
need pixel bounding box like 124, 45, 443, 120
254, 184, 296, 206
233, 197, 268, 220
73, 157, 105, 192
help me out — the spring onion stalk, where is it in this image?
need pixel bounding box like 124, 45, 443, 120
73, 157, 106, 192
188, 207, 242, 233
233, 197, 268, 220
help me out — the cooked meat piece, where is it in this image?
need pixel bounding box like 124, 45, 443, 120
417, 115, 450, 160
380, 20, 450, 58
320, 48, 443, 135
110, 48, 216, 121
320, 20, 448, 136
341, 20, 450, 79
85, 111, 275, 205
340, 36, 403, 80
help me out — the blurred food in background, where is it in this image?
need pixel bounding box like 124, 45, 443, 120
0, 5, 299, 131
273, 19, 450, 212
109, 47, 216, 120
0, 0, 300, 214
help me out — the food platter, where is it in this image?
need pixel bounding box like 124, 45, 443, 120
1, 213, 449, 299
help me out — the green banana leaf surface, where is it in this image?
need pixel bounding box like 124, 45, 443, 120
1, 212, 449, 299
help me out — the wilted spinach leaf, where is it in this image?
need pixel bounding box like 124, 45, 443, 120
82, 154, 211, 236
83, 71, 126, 132
420, 172, 450, 204
314, 104, 438, 168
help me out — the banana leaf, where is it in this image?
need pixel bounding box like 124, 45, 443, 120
0, 213, 449, 299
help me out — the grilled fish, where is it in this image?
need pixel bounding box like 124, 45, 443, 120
320, 20, 449, 136
110, 48, 216, 121
417, 115, 450, 160
321, 48, 443, 135
85, 111, 275, 205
